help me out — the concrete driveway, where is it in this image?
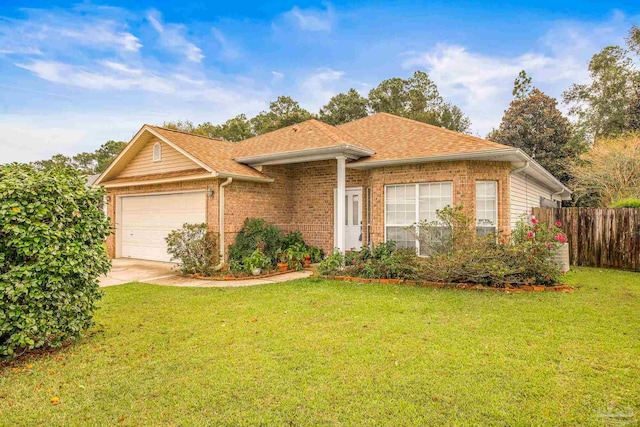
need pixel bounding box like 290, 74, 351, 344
99, 258, 312, 287
99, 258, 179, 287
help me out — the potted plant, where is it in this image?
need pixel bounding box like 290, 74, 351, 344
276, 249, 289, 273
302, 252, 312, 268
243, 249, 270, 276
285, 243, 306, 271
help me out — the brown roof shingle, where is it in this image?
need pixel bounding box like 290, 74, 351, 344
232, 119, 373, 159
338, 113, 512, 164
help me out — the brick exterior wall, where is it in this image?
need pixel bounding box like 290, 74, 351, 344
104, 160, 511, 260
365, 161, 511, 247
104, 178, 219, 258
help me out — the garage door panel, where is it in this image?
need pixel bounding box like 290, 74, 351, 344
120, 192, 206, 262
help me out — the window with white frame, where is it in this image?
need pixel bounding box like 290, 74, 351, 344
153, 142, 162, 162
476, 181, 497, 236
385, 182, 452, 254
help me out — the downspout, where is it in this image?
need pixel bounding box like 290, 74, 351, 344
215, 177, 233, 270
511, 161, 530, 175
551, 188, 565, 206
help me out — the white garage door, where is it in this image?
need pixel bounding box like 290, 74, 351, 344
120, 192, 206, 262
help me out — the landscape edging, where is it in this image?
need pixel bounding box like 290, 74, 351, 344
315, 275, 573, 293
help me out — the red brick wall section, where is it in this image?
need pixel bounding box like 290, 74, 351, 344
367, 161, 511, 247
104, 160, 511, 260
223, 165, 293, 253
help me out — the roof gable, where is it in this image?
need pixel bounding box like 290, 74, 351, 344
95, 125, 269, 186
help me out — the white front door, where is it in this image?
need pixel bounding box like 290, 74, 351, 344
335, 188, 363, 251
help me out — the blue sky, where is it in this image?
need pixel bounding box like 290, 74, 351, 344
0, 1, 638, 163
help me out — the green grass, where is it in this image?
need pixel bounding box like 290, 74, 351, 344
1, 268, 639, 426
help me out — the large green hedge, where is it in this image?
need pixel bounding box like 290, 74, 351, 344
0, 164, 111, 359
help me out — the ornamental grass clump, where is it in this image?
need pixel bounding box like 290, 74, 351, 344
0, 164, 111, 359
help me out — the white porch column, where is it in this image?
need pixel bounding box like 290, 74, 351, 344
336, 156, 347, 252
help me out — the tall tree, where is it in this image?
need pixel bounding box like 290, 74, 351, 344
161, 120, 211, 136
93, 140, 127, 173
215, 114, 253, 141
563, 26, 640, 139
32, 140, 126, 175
250, 96, 313, 135
489, 80, 577, 183
436, 103, 472, 134
318, 89, 368, 125
570, 133, 640, 206
367, 71, 471, 133
163, 116, 253, 142
512, 70, 533, 100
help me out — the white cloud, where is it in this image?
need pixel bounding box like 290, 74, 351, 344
211, 28, 240, 61
0, 117, 87, 163
299, 68, 344, 110
0, 11, 141, 56
147, 9, 204, 63
401, 14, 636, 136
284, 4, 335, 32
271, 71, 285, 83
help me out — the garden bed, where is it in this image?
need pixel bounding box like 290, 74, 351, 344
188, 269, 298, 281
316, 274, 574, 292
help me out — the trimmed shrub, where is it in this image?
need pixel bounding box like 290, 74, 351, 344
228, 218, 284, 270
610, 198, 640, 208
166, 223, 218, 275
228, 218, 324, 272
317, 207, 564, 287
0, 164, 111, 359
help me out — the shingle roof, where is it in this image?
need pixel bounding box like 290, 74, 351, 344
338, 113, 511, 164
100, 113, 520, 185
232, 119, 373, 159
146, 126, 268, 179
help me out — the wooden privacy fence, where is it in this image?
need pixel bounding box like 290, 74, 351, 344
531, 207, 640, 271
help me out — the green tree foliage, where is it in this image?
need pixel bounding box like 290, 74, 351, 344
318, 88, 368, 125
249, 96, 313, 135
32, 140, 126, 175
163, 71, 472, 139
163, 115, 253, 142
489, 80, 578, 183
563, 26, 640, 139
0, 164, 111, 359
367, 71, 472, 133
570, 133, 640, 207
512, 70, 533, 100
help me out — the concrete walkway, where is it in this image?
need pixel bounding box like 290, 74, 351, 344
100, 258, 312, 287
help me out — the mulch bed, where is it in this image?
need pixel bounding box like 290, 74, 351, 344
316, 275, 573, 293
188, 269, 298, 281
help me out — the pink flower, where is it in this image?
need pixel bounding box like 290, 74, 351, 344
531, 218, 538, 225
548, 226, 552, 231
527, 231, 534, 239
554, 234, 567, 244
545, 243, 552, 249
555, 221, 562, 227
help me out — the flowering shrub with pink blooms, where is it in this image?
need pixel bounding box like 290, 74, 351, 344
414, 209, 565, 287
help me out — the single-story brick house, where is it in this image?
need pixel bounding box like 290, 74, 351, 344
94, 112, 571, 262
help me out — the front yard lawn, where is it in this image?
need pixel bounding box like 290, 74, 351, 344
1, 267, 639, 426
